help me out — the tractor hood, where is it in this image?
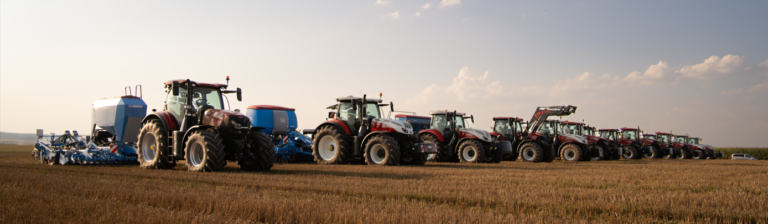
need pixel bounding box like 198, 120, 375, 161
701, 144, 715, 150
459, 128, 492, 142
202, 109, 249, 129
640, 138, 656, 146
559, 133, 588, 145
371, 118, 414, 135
583, 135, 604, 144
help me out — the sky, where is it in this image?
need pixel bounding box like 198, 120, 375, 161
1, 0, 767, 147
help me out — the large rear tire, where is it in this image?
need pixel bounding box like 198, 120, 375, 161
364, 135, 400, 166
458, 140, 485, 163
137, 120, 175, 170
560, 144, 583, 162
312, 126, 351, 165
622, 145, 642, 160
675, 148, 691, 159
518, 142, 545, 162
184, 130, 227, 172
239, 131, 275, 171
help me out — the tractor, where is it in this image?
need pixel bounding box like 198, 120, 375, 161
505, 105, 589, 163
489, 117, 524, 161
419, 111, 512, 163
560, 121, 621, 160
688, 137, 724, 159
621, 127, 670, 159
676, 135, 711, 160
654, 132, 689, 159
310, 95, 437, 166
597, 128, 646, 160
136, 77, 275, 172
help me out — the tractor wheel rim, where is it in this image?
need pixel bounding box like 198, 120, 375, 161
622, 147, 632, 159
644, 150, 653, 158
462, 146, 477, 161
188, 142, 204, 167
370, 144, 386, 164
523, 149, 535, 161
140, 133, 157, 162
564, 149, 576, 161
318, 135, 337, 161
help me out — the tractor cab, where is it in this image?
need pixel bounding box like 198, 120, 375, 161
655, 132, 673, 145
674, 135, 689, 144
428, 111, 471, 140
643, 133, 657, 140
327, 96, 387, 135
491, 117, 523, 142
620, 128, 639, 142
599, 129, 618, 141
162, 79, 241, 124
687, 137, 700, 145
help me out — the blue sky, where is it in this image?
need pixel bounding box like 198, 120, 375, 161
2, 0, 767, 147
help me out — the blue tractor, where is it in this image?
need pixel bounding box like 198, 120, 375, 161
246, 105, 314, 163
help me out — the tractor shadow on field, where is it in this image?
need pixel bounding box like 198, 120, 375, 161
424, 163, 568, 171
265, 169, 434, 180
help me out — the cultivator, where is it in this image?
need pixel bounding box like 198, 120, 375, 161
246, 105, 314, 163
32, 86, 147, 165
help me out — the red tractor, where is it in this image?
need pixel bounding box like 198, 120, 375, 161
560, 121, 621, 160
654, 132, 689, 159
419, 110, 512, 163
500, 106, 589, 163
310, 95, 437, 166
597, 128, 643, 159
672, 134, 710, 160
489, 117, 524, 161
688, 137, 724, 159
137, 78, 275, 172
638, 132, 676, 159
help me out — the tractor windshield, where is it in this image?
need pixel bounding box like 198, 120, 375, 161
364, 103, 380, 118
494, 120, 513, 137
644, 135, 656, 140
431, 115, 450, 136
455, 116, 466, 129
564, 124, 579, 135
191, 87, 224, 110
537, 122, 555, 139
674, 136, 687, 143
688, 138, 699, 145
336, 101, 381, 132
657, 134, 670, 143
622, 130, 637, 140
600, 131, 616, 141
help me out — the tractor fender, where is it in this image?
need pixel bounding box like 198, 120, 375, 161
178, 125, 216, 153
418, 129, 445, 142
362, 131, 393, 148
316, 120, 352, 135
141, 112, 179, 131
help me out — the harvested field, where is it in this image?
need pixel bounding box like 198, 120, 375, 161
1, 145, 766, 223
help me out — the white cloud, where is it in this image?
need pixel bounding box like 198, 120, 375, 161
748, 82, 768, 93
415, 12, 421, 17
406, 67, 506, 105
422, 3, 431, 9
384, 12, 400, 19
374, 0, 390, 5
439, 0, 461, 8
624, 61, 672, 85
550, 72, 618, 96
676, 54, 747, 79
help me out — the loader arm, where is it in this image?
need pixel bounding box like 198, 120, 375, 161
524, 105, 577, 135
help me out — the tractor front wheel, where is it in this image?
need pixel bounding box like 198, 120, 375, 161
239, 131, 275, 171
458, 140, 485, 163
676, 149, 691, 159
364, 135, 400, 166
519, 142, 545, 162
560, 144, 583, 162
184, 130, 227, 172
137, 120, 175, 170
644, 146, 660, 159
312, 126, 351, 165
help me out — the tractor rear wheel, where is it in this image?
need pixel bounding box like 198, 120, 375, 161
137, 120, 175, 170
184, 130, 227, 172
458, 140, 485, 163
400, 154, 428, 165
622, 145, 641, 160
676, 149, 691, 159
239, 131, 275, 171
312, 126, 351, 165
364, 135, 400, 166
519, 142, 545, 162
560, 144, 583, 162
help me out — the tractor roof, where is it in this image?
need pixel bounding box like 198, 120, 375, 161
674, 135, 689, 137
621, 127, 639, 131
335, 96, 383, 103
429, 111, 466, 116
165, 79, 228, 89
599, 128, 618, 131
247, 105, 295, 111
395, 114, 431, 119
643, 133, 657, 136
493, 117, 524, 121
655, 132, 672, 135
689, 137, 700, 139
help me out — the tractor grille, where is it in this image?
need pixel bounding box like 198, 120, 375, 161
403, 122, 413, 130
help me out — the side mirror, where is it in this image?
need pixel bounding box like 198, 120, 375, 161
471, 115, 475, 123
172, 81, 180, 96
329, 112, 335, 118
390, 101, 394, 112
236, 88, 242, 101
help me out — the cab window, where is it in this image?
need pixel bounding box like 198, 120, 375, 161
494, 120, 512, 136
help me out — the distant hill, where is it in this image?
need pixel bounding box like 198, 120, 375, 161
0, 132, 37, 145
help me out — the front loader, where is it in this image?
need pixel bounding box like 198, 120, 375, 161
513, 105, 589, 162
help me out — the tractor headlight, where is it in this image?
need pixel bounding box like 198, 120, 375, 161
230, 120, 249, 129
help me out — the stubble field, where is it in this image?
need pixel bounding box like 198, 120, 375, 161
1, 144, 766, 223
